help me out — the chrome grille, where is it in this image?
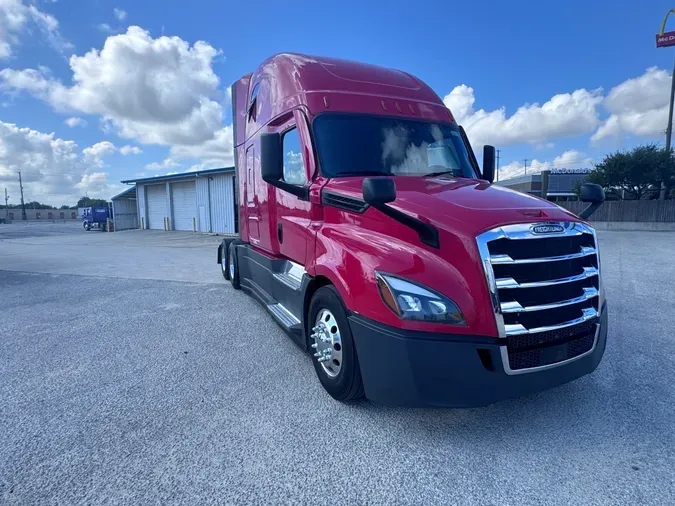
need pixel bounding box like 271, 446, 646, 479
476, 222, 602, 374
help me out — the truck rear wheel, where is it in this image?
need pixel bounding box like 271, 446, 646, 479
308, 286, 364, 402
228, 243, 240, 290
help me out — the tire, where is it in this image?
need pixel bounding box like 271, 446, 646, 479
83, 222, 90, 231
228, 242, 241, 290
308, 286, 364, 402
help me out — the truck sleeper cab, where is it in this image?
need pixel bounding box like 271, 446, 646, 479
218, 53, 608, 407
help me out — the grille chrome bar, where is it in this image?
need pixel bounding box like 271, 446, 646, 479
490, 246, 596, 265
496, 266, 598, 289
500, 287, 599, 313
504, 307, 598, 336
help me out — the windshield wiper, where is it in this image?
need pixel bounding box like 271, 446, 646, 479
334, 170, 386, 177
424, 170, 456, 178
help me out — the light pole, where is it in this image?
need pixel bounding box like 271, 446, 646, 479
656, 8, 675, 199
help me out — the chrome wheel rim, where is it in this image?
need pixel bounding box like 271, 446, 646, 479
221, 254, 227, 274
228, 248, 235, 280
311, 309, 343, 378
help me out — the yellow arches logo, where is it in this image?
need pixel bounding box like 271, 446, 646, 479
657, 9, 675, 47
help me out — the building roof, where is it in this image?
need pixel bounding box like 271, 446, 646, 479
496, 173, 542, 186
120, 166, 234, 185
111, 186, 136, 200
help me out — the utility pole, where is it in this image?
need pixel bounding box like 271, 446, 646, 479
18, 171, 26, 221
4, 187, 8, 221
523, 159, 529, 175
496, 149, 501, 181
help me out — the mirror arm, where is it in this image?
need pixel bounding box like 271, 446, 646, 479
371, 202, 440, 248
263, 177, 309, 201
578, 202, 601, 220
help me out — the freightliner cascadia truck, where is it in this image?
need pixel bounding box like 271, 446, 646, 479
217, 53, 608, 407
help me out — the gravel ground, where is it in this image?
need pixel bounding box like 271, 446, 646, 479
1, 224, 674, 505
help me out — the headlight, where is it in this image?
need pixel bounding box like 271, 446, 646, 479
375, 272, 465, 324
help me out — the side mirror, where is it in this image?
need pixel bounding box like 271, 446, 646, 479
260, 132, 308, 200
260, 132, 283, 183
482, 145, 495, 183
580, 183, 605, 204
363, 177, 396, 205
578, 183, 605, 220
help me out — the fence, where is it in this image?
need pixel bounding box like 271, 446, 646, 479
558, 200, 675, 222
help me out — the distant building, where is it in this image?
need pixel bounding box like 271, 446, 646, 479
112, 167, 236, 233
496, 168, 593, 201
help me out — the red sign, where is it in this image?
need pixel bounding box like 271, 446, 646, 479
657, 30, 675, 47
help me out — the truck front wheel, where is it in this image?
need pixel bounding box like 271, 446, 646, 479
308, 286, 364, 402
228, 243, 240, 290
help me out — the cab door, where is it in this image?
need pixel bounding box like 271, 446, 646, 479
275, 109, 315, 266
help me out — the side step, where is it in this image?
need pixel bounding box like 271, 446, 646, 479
267, 303, 302, 331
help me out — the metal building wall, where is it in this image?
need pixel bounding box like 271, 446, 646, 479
137, 183, 147, 229
112, 198, 138, 230
195, 173, 235, 233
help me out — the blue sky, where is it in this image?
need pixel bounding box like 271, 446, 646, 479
0, 0, 673, 205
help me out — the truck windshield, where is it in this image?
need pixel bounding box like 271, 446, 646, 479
313, 113, 478, 179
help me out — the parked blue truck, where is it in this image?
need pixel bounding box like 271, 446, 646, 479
82, 206, 110, 231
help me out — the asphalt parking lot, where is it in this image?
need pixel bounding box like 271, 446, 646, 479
1, 222, 674, 505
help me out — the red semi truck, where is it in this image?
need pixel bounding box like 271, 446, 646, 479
217, 53, 608, 407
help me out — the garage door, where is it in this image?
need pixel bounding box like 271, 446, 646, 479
171, 181, 196, 231
146, 184, 167, 230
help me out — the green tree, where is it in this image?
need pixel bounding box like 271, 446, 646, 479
59, 205, 70, 210
24, 201, 55, 209
77, 197, 108, 208
587, 144, 675, 200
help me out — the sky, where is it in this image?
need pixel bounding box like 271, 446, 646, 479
0, 0, 673, 206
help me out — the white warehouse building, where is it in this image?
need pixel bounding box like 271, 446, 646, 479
111, 167, 237, 233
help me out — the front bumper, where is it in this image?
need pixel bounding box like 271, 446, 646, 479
350, 303, 608, 407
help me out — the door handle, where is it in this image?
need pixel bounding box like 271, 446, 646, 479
277, 222, 283, 243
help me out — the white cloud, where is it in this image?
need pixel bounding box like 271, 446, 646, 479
168, 125, 234, 167
0, 0, 71, 59
97, 23, 115, 34
119, 145, 142, 155
64, 116, 86, 127
1, 25, 234, 172
497, 150, 594, 180
145, 157, 180, 171
444, 85, 602, 149
81, 141, 142, 167
75, 172, 114, 194
0, 120, 120, 205
82, 141, 117, 168
113, 8, 127, 21
0, 26, 224, 147
591, 67, 670, 143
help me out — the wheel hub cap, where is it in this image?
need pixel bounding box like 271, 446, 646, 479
311, 309, 343, 377
228, 249, 235, 279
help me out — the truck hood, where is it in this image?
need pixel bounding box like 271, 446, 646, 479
324, 176, 580, 237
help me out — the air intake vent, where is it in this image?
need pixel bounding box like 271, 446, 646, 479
321, 191, 369, 214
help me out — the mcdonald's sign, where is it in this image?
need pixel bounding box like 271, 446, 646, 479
657, 9, 675, 48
